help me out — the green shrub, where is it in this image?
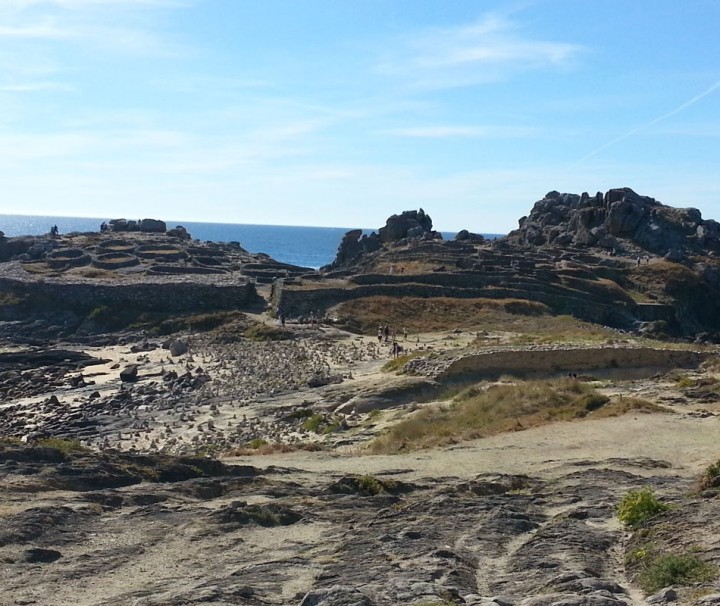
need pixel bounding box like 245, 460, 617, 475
244, 323, 293, 341
638, 553, 715, 594
36, 437, 87, 454
302, 413, 340, 434
699, 460, 720, 491
617, 487, 670, 528
247, 438, 268, 449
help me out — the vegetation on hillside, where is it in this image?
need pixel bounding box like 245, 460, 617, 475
368, 380, 666, 454
331, 295, 554, 335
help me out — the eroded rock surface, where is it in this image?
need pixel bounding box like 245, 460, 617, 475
2, 440, 719, 605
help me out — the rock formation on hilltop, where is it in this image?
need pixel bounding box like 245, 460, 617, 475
506, 187, 720, 260
324, 209, 441, 271
378, 208, 434, 242
288, 188, 720, 340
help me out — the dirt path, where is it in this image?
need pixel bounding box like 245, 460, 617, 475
226, 411, 720, 483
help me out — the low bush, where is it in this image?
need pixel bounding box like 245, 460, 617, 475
638, 553, 715, 594
617, 487, 670, 528
302, 413, 340, 434
699, 459, 720, 491
244, 323, 293, 342
36, 437, 87, 454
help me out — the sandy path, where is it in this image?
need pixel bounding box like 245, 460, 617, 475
226, 412, 720, 483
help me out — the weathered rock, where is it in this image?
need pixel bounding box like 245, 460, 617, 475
455, 229, 485, 242
378, 209, 433, 243
139, 219, 167, 233
21, 548, 62, 564
299, 586, 374, 606
166, 225, 191, 240
120, 364, 138, 383
168, 340, 188, 357
506, 187, 720, 256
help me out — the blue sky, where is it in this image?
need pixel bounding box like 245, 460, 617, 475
1, 0, 718, 232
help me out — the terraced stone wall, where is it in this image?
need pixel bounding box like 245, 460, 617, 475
417, 346, 710, 381
273, 279, 647, 327
0, 275, 257, 313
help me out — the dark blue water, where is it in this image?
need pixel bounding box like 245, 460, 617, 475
0, 215, 503, 269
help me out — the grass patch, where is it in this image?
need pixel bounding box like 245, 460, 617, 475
499, 315, 619, 346
637, 553, 715, 595
244, 322, 293, 342
369, 379, 617, 454
224, 442, 324, 456
302, 413, 341, 434
329, 296, 551, 335
35, 437, 88, 454
617, 487, 670, 528
590, 397, 669, 418
382, 350, 428, 373
699, 459, 720, 491
328, 474, 402, 496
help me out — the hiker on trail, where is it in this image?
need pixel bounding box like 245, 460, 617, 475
383, 324, 390, 343
377, 324, 383, 343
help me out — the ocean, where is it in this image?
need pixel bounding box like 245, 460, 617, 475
0, 214, 503, 269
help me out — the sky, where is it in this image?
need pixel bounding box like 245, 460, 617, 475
0, 0, 719, 233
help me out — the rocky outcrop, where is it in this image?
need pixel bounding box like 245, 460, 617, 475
507, 187, 720, 256
109, 218, 167, 233
324, 210, 443, 272
455, 229, 485, 242
378, 208, 435, 243
324, 229, 382, 270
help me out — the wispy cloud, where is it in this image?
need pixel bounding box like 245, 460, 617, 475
4, 0, 185, 10
571, 79, 720, 166
0, 81, 73, 92
0, 0, 193, 57
383, 125, 537, 138
0, 22, 71, 39
377, 12, 585, 90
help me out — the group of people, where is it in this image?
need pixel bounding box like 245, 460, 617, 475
377, 323, 409, 357
49, 225, 59, 237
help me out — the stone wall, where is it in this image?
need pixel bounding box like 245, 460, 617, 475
273, 279, 648, 327
0, 269, 257, 313
406, 346, 710, 381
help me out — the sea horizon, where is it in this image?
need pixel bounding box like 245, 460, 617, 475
0, 214, 505, 269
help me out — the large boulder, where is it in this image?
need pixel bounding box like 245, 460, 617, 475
167, 225, 191, 240
140, 218, 167, 233
378, 209, 433, 243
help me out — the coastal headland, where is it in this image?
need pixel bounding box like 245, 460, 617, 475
2, 189, 720, 605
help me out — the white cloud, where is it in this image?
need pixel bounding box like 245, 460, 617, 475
0, 0, 192, 57
0, 22, 72, 39
382, 125, 537, 138
377, 12, 585, 90
0, 81, 73, 92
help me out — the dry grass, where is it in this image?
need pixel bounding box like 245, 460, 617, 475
368, 380, 664, 454
224, 441, 324, 456
482, 314, 618, 346
330, 296, 550, 335
630, 261, 701, 297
